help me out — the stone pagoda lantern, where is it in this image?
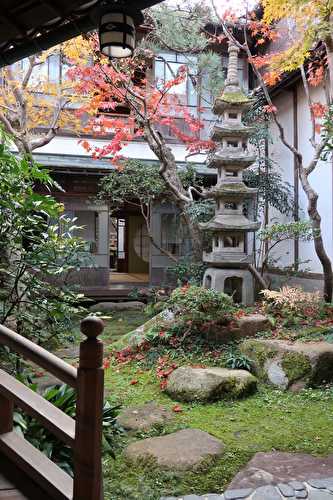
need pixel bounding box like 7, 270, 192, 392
201, 42, 260, 305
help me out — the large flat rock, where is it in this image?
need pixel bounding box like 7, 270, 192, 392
90, 301, 145, 312
166, 366, 257, 402
228, 452, 333, 490
117, 402, 173, 431
124, 428, 224, 470
112, 309, 175, 350
240, 339, 333, 390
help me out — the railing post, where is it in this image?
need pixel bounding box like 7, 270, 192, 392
73, 316, 105, 500
0, 394, 13, 434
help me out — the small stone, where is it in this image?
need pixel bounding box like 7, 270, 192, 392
277, 483, 295, 497
308, 492, 333, 499
224, 488, 253, 499
296, 491, 308, 499
252, 485, 281, 500
202, 495, 224, 499
289, 482, 306, 491
308, 479, 333, 489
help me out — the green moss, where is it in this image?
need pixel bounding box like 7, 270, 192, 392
224, 375, 257, 399
103, 367, 333, 499
215, 183, 250, 192
95, 314, 333, 499
110, 311, 160, 350
217, 91, 251, 104
281, 352, 312, 384
240, 340, 277, 379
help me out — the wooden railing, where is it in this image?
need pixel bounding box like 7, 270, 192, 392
0, 315, 105, 500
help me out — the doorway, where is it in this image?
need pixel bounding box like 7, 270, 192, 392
109, 214, 149, 282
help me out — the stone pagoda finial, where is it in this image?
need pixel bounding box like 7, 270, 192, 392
225, 42, 240, 89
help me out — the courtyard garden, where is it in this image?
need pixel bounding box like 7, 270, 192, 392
78, 284, 333, 499
2, 0, 333, 497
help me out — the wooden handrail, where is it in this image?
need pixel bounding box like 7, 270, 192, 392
0, 369, 75, 446
0, 324, 77, 388
0, 316, 105, 500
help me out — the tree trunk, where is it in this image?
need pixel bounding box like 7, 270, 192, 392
182, 210, 203, 261
298, 164, 333, 301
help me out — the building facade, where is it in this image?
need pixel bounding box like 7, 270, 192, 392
27, 43, 251, 295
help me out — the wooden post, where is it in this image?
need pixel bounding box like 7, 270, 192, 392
0, 394, 13, 434
73, 316, 105, 500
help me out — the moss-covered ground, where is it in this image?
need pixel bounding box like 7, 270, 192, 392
101, 312, 333, 500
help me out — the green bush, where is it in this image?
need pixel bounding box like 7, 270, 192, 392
14, 382, 123, 475
167, 259, 206, 286
167, 285, 235, 324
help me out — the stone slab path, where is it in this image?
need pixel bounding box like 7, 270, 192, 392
161, 452, 333, 500
161, 478, 333, 499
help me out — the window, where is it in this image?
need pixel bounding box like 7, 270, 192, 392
155, 52, 196, 106
73, 211, 98, 253
161, 213, 191, 256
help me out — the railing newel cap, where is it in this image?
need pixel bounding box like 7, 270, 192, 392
80, 316, 104, 339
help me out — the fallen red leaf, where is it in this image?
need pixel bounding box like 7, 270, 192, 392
130, 379, 138, 385
172, 405, 183, 413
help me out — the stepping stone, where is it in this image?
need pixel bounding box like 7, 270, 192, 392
90, 301, 145, 312
166, 366, 257, 402
117, 402, 173, 431
308, 492, 333, 499
252, 485, 281, 500
277, 483, 295, 497
224, 488, 253, 499
124, 428, 224, 470
228, 452, 333, 490
55, 345, 80, 359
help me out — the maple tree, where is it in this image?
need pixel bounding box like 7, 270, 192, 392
65, 32, 216, 260
0, 46, 81, 154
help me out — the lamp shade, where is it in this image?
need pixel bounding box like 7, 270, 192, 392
99, 3, 143, 59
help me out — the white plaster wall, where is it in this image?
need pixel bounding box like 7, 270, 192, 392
268, 81, 333, 274
267, 90, 295, 269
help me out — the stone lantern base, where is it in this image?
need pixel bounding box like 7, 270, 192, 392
203, 267, 254, 305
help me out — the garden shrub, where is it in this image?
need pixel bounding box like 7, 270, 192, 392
168, 285, 235, 323
167, 259, 206, 286
14, 382, 123, 475
261, 286, 322, 318
142, 285, 236, 347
